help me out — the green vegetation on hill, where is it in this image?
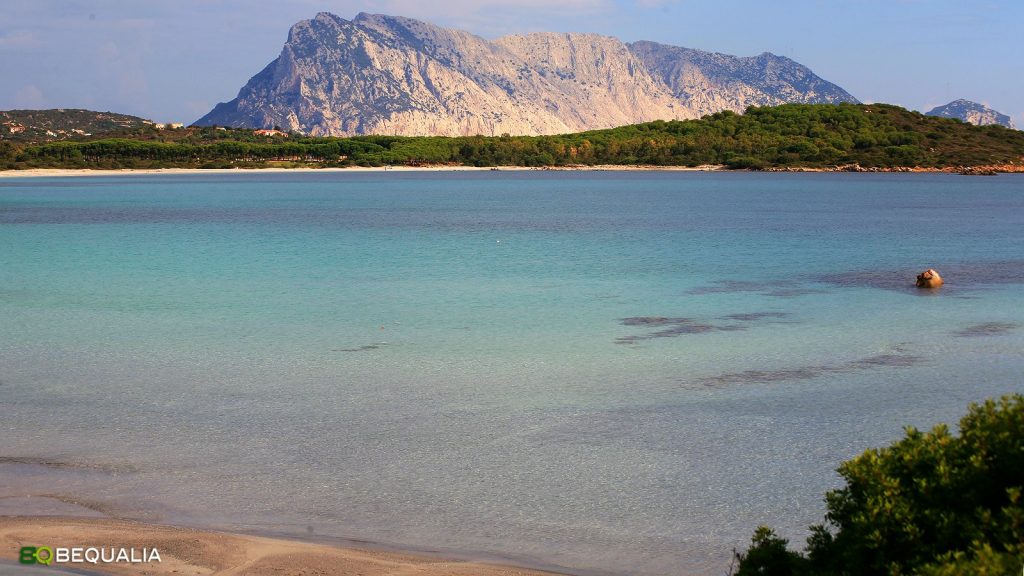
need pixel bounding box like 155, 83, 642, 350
734, 394, 1024, 576
3, 104, 1023, 170
0, 109, 152, 143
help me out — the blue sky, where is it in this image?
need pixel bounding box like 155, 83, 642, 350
1, 0, 1020, 126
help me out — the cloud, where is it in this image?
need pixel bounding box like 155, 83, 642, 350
346, 0, 607, 11
632, 0, 681, 7
12, 84, 46, 108
0, 30, 41, 49
336, 0, 613, 35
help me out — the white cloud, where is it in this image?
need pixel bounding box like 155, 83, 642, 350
329, 0, 614, 36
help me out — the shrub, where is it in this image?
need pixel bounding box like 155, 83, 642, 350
736, 394, 1024, 575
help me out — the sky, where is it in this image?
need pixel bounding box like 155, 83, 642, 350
1, 0, 1021, 126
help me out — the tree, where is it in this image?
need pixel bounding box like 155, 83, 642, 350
0, 141, 17, 160
11, 104, 1024, 170
734, 527, 806, 576
736, 394, 1024, 575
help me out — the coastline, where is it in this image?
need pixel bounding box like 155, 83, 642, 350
1, 163, 1021, 178
0, 165, 725, 178
0, 516, 572, 576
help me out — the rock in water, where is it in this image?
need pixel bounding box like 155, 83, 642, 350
916, 268, 944, 289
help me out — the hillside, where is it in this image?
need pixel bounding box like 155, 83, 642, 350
194, 12, 857, 136
0, 109, 153, 142
6, 104, 1024, 171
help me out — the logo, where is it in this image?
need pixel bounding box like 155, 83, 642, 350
19, 545, 161, 565
19, 547, 53, 565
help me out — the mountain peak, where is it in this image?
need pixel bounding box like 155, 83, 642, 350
925, 99, 1014, 129
314, 12, 342, 22
195, 13, 858, 136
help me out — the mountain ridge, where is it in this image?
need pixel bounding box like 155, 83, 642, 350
925, 99, 1015, 129
195, 12, 858, 136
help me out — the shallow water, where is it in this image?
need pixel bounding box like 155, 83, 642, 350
2, 172, 1022, 575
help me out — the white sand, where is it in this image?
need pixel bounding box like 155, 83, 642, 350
0, 165, 726, 178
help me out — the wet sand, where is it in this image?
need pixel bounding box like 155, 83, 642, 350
0, 516, 569, 576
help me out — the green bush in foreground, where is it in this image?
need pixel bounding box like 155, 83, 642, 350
735, 394, 1024, 575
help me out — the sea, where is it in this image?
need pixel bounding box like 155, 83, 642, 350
1, 171, 1022, 575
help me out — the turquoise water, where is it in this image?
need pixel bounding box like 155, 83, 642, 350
1, 172, 1022, 575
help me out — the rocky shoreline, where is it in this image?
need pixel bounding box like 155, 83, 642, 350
760, 163, 1024, 175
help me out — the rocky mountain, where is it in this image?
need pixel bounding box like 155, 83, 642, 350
628, 41, 855, 114
195, 12, 858, 136
925, 99, 1015, 129
0, 109, 152, 142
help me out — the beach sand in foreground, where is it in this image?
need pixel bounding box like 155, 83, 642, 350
0, 517, 568, 576
0, 165, 725, 178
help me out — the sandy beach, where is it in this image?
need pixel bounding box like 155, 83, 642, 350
2, 164, 1020, 179
0, 516, 569, 576
0, 165, 726, 178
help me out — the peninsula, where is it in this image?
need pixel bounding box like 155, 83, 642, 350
3, 103, 1023, 172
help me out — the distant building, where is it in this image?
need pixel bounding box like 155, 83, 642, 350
254, 129, 288, 137
2, 122, 25, 134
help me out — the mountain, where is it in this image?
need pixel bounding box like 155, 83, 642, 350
925, 99, 1015, 129
628, 41, 855, 114
195, 12, 858, 136
0, 109, 152, 142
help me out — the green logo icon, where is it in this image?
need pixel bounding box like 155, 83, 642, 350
19, 546, 53, 565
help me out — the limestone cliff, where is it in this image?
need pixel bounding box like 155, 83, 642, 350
925, 99, 1015, 129
195, 12, 858, 136
628, 41, 856, 117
